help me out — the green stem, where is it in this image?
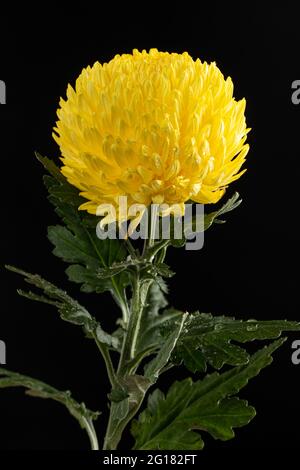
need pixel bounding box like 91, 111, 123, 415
102, 406, 114, 450
103, 270, 152, 450
112, 288, 130, 325
93, 334, 116, 388
149, 204, 158, 248
102, 396, 144, 450
124, 238, 137, 259
103, 210, 163, 449
81, 416, 99, 450
103, 270, 151, 450
117, 271, 147, 375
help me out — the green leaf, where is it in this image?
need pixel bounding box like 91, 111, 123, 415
133, 284, 183, 362
5, 265, 120, 351
144, 240, 171, 260
172, 312, 300, 372
203, 192, 242, 230
144, 313, 187, 383
108, 386, 129, 403
36, 153, 129, 296
166, 192, 242, 248
131, 339, 284, 450
0, 367, 100, 441
150, 263, 175, 278
97, 261, 131, 278
177, 345, 207, 373
105, 374, 151, 449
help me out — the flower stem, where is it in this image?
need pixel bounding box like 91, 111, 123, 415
103, 270, 151, 450
102, 396, 144, 450
103, 210, 163, 449
149, 204, 159, 248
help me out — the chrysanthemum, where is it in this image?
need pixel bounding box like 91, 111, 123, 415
53, 49, 249, 222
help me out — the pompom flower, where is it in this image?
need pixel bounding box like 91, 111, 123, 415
53, 49, 249, 222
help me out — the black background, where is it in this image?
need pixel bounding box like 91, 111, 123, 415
1, 3, 300, 451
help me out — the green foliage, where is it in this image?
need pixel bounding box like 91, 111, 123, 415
104, 374, 151, 449
36, 153, 129, 297
0, 367, 99, 431
203, 192, 242, 230
144, 313, 187, 383
171, 312, 300, 372
167, 192, 242, 247
130, 284, 183, 368
131, 340, 284, 450
4, 156, 299, 450
5, 265, 120, 350
135, 283, 169, 352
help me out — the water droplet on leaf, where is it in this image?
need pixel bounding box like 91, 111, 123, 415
246, 324, 258, 331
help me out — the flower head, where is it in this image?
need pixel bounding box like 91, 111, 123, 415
53, 49, 249, 221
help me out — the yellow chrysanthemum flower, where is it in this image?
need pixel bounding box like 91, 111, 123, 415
53, 49, 249, 222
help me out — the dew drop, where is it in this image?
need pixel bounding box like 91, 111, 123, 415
246, 323, 258, 332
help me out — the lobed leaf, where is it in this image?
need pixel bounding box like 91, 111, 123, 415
5, 265, 120, 350
36, 153, 129, 296
171, 312, 300, 372
132, 339, 284, 450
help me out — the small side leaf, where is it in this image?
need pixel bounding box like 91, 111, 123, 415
144, 313, 187, 383
5, 264, 120, 351
204, 192, 242, 230
135, 283, 175, 356
0, 367, 99, 439
166, 192, 242, 247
